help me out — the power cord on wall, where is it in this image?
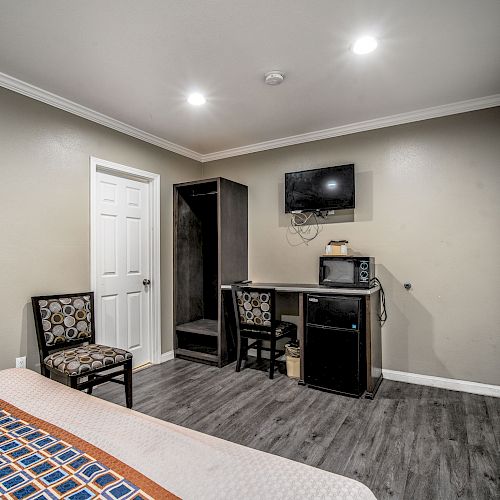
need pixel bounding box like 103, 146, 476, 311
287, 211, 325, 246
370, 277, 387, 325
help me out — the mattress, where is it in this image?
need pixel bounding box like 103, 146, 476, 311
0, 368, 376, 499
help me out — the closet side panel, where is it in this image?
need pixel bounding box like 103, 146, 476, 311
218, 179, 248, 365
219, 179, 248, 285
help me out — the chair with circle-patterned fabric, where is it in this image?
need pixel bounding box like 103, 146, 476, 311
231, 285, 297, 379
31, 291, 133, 408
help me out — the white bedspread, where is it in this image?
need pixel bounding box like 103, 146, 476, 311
0, 368, 376, 499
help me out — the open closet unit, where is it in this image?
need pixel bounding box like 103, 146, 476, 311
173, 178, 248, 366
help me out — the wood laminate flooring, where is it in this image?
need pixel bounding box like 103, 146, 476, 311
93, 359, 500, 500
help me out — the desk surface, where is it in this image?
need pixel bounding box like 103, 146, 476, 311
221, 282, 380, 295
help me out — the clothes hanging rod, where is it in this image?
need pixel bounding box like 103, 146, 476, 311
190, 191, 218, 197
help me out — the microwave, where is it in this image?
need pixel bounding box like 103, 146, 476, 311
319, 256, 375, 289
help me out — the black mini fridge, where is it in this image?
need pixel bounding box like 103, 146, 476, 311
304, 294, 366, 397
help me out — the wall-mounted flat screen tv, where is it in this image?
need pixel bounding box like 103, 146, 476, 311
285, 164, 355, 213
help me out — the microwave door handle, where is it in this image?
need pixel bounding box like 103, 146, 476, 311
320, 264, 329, 282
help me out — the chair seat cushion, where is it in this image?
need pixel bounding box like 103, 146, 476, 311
44, 344, 132, 376
242, 321, 297, 338
274, 321, 297, 337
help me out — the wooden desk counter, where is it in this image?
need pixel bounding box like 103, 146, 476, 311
221, 282, 380, 295
221, 283, 383, 398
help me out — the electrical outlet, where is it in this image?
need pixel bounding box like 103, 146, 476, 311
15, 356, 26, 369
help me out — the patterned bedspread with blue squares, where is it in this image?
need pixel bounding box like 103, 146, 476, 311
0, 402, 176, 499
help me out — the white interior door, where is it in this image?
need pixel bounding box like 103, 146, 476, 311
95, 171, 151, 367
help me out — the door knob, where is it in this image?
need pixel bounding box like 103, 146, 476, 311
143, 279, 151, 286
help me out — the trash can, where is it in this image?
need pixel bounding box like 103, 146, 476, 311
285, 342, 300, 379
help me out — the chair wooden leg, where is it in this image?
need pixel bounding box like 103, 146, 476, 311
269, 337, 276, 379
243, 338, 248, 361
87, 375, 94, 395
40, 364, 50, 379
125, 360, 133, 409
257, 340, 262, 362
235, 333, 243, 372
69, 376, 78, 390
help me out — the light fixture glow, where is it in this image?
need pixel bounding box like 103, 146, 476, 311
352, 36, 378, 55
327, 182, 337, 188
187, 93, 206, 105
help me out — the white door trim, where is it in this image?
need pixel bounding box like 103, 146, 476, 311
90, 156, 161, 364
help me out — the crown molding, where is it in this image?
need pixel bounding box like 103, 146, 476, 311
0, 71, 203, 162
1, 71, 498, 164
200, 94, 500, 162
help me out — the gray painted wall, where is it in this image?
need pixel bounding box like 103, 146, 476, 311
203, 108, 500, 386
0, 88, 201, 370
1, 84, 498, 386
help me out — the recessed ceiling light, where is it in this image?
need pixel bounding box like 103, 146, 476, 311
352, 36, 378, 55
187, 93, 206, 105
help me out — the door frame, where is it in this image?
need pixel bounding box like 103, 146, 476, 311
90, 156, 161, 365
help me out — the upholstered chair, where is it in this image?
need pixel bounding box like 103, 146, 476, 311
231, 286, 297, 379
32, 292, 133, 408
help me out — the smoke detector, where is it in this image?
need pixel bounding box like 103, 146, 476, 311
264, 71, 285, 85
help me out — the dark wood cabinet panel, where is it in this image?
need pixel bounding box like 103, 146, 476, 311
174, 188, 205, 326
218, 178, 248, 286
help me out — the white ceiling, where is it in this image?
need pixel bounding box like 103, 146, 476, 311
1, 0, 499, 158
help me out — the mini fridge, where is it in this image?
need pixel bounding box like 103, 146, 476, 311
304, 294, 366, 397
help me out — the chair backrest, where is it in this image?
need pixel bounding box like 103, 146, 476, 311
31, 292, 96, 360
231, 286, 276, 332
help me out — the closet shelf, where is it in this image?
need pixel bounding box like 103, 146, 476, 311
176, 319, 218, 337
175, 349, 219, 362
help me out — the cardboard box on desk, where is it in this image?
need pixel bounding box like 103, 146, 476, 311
324, 240, 348, 256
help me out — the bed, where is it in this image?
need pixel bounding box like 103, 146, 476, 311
0, 368, 376, 499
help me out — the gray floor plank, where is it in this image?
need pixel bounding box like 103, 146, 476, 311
93, 359, 499, 500
269, 389, 352, 466
368, 400, 416, 499
439, 439, 472, 500
342, 398, 399, 487
316, 398, 378, 475
403, 471, 440, 500
467, 445, 500, 500
442, 400, 468, 444
485, 396, 500, 450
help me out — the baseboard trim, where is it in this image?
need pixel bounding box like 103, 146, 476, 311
383, 369, 500, 398
159, 350, 175, 364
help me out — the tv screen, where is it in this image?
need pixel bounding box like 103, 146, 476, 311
285, 164, 355, 213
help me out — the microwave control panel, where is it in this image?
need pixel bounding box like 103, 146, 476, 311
359, 261, 370, 282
